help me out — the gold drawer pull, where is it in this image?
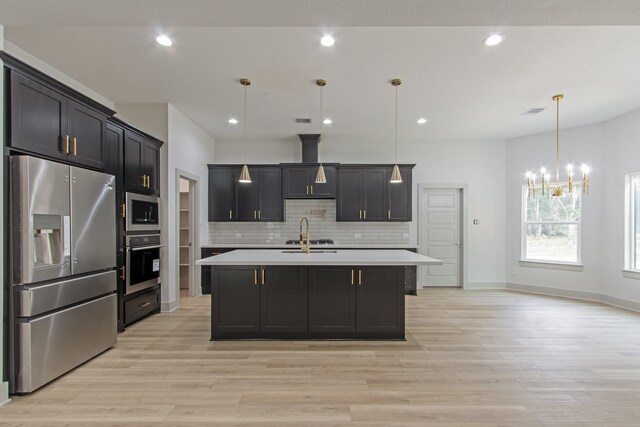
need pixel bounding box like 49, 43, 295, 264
358, 270, 362, 285
65, 135, 70, 154
229, 210, 232, 219
351, 269, 355, 285
254, 269, 258, 285
73, 137, 77, 155
261, 269, 265, 285
139, 302, 151, 308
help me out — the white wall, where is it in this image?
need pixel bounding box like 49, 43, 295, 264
506, 108, 640, 307
4, 41, 115, 110
215, 137, 507, 287
167, 104, 215, 305
1, 23, 10, 406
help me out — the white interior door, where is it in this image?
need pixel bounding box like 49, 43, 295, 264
420, 188, 462, 287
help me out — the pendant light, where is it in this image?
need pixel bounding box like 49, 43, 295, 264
238, 78, 252, 183
315, 79, 327, 184
390, 79, 402, 183
525, 94, 590, 198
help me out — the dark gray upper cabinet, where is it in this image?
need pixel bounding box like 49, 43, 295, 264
387, 166, 412, 221
9, 71, 69, 161
123, 130, 162, 196
283, 165, 337, 199
337, 165, 413, 222
363, 168, 388, 221
208, 166, 238, 221
8, 70, 108, 170
67, 100, 107, 169
256, 167, 284, 221
209, 165, 283, 222
105, 123, 124, 191
337, 168, 363, 221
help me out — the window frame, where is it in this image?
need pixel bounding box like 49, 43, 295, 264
520, 185, 582, 265
625, 173, 640, 273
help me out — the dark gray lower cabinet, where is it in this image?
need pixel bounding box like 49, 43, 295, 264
212, 266, 260, 338
261, 266, 308, 336
210, 265, 404, 339
356, 266, 404, 337
308, 267, 356, 336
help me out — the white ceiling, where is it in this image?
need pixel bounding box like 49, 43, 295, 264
2, 2, 640, 141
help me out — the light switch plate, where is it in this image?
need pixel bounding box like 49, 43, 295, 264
354, 233, 361, 238
235, 233, 242, 237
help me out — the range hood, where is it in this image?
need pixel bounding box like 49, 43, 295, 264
298, 134, 320, 163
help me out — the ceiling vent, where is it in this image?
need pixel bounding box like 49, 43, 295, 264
294, 118, 312, 124
521, 107, 546, 116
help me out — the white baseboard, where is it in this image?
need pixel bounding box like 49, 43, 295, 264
464, 281, 506, 290
506, 282, 640, 313
0, 381, 10, 406
161, 298, 179, 312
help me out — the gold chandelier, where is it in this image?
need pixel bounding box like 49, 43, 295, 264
526, 94, 590, 198
238, 78, 252, 183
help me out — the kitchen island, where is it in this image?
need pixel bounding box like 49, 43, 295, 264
197, 249, 441, 340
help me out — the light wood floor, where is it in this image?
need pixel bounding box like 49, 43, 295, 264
2, 289, 640, 426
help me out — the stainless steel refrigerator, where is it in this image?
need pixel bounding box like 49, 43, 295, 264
10, 155, 118, 393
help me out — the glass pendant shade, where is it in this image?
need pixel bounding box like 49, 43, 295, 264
239, 164, 251, 183
390, 164, 402, 183
315, 164, 327, 184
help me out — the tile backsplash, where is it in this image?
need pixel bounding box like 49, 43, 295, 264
208, 199, 411, 245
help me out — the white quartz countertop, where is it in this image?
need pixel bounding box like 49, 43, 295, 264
201, 243, 419, 249
196, 249, 440, 266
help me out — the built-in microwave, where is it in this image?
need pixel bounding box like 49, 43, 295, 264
125, 193, 160, 232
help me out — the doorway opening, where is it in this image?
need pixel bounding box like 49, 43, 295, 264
175, 170, 200, 304
418, 184, 467, 288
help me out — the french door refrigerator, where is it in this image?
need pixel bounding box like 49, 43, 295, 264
10, 155, 117, 393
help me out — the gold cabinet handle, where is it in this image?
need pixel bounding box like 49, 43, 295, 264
65, 135, 70, 154
363, 210, 367, 220
359, 210, 362, 220
258, 210, 261, 220
73, 137, 77, 155
147, 175, 151, 188
261, 269, 265, 285
141, 175, 146, 187
310, 185, 313, 194
121, 203, 126, 218
229, 210, 232, 220
139, 302, 151, 308
253, 210, 257, 220
306, 185, 309, 195
388, 209, 391, 219
254, 269, 258, 285
120, 266, 126, 280
351, 269, 355, 285
358, 269, 362, 285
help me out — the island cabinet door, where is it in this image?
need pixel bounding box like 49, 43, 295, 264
211, 266, 260, 338
356, 266, 405, 338
260, 266, 308, 336
308, 266, 356, 336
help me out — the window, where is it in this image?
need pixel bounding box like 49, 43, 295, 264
522, 187, 582, 263
625, 173, 640, 271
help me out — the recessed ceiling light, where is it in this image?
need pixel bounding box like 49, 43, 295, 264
483, 34, 503, 46
417, 118, 428, 124
228, 118, 238, 124
156, 35, 173, 46
320, 35, 335, 47
323, 118, 332, 125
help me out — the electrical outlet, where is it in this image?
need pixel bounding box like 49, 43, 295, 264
403, 233, 409, 238
511, 268, 517, 275
354, 233, 361, 239
235, 233, 242, 238
473, 219, 480, 225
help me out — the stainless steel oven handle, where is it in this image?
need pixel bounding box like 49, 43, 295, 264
128, 245, 165, 252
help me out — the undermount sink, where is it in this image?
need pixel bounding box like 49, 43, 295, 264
281, 250, 338, 254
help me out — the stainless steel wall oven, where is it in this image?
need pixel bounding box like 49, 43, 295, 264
125, 234, 163, 295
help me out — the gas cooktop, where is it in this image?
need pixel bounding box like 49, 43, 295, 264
285, 239, 334, 245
